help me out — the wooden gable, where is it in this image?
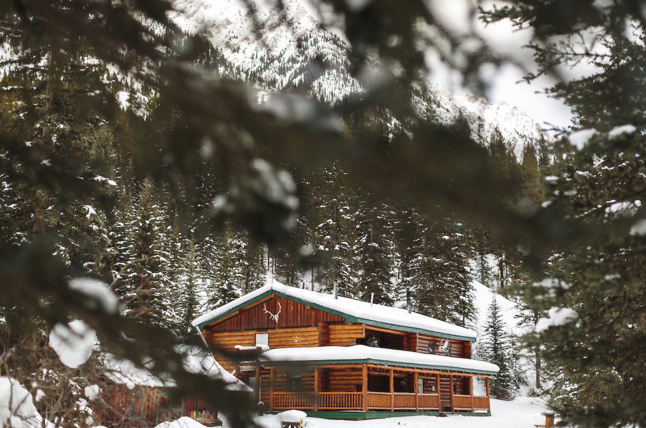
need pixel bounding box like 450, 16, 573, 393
208, 295, 344, 332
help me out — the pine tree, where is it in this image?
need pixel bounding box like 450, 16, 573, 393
355, 198, 394, 305
129, 177, 165, 327
409, 213, 475, 327
477, 296, 521, 400
307, 164, 359, 296
177, 239, 200, 340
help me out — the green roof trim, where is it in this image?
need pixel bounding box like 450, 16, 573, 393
259, 358, 498, 376
196, 290, 274, 330
197, 290, 475, 342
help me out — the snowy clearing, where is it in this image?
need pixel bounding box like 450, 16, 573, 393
217, 399, 549, 428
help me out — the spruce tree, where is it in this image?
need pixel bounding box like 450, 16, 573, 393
307, 164, 359, 296
355, 198, 394, 305
482, 3, 646, 425
410, 213, 475, 327
129, 177, 165, 327
477, 296, 521, 400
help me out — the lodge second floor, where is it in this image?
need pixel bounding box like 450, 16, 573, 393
193, 282, 476, 366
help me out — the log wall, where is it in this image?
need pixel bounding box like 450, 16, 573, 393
206, 326, 323, 372
208, 296, 343, 331
327, 324, 365, 346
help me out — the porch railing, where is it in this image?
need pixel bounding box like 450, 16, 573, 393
272, 392, 315, 409
271, 392, 478, 412
453, 395, 490, 411
417, 394, 440, 410
318, 392, 363, 410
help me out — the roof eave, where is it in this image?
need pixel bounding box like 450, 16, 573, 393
258, 358, 497, 376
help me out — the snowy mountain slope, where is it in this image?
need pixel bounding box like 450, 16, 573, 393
472, 279, 522, 338
170, 0, 552, 154
418, 84, 551, 159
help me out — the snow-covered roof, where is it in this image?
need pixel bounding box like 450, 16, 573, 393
258, 345, 499, 376
193, 280, 477, 341
105, 347, 252, 392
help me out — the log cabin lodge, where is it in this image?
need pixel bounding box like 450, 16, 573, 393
193, 282, 499, 419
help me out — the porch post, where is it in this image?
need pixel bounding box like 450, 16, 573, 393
414, 371, 419, 412
389, 369, 394, 412
470, 376, 474, 412
254, 363, 260, 406
436, 374, 440, 411
449, 374, 454, 412
362, 364, 368, 412
314, 367, 319, 412
269, 367, 275, 412
485, 377, 490, 413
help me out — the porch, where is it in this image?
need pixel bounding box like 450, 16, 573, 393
254, 363, 492, 414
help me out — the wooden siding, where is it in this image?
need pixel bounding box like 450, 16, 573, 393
208, 296, 343, 331
327, 324, 365, 346
328, 367, 363, 392
206, 327, 322, 372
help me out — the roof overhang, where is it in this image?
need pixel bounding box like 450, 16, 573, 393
257, 346, 498, 376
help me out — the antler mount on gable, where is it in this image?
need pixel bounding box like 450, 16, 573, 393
263, 302, 281, 323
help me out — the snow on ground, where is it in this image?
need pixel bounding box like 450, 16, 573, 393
304, 398, 548, 428
0, 377, 52, 428
216, 400, 549, 428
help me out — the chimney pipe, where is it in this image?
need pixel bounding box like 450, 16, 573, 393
370, 293, 374, 307
407, 290, 412, 314
334, 283, 338, 300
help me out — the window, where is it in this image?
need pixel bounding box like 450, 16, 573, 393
156, 393, 183, 424
428, 342, 435, 354
287, 374, 301, 392
196, 397, 213, 420
256, 333, 269, 347
129, 390, 143, 418
445, 344, 451, 356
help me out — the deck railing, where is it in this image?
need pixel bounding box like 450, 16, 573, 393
272, 392, 315, 409
417, 394, 440, 410
453, 395, 490, 411
271, 392, 479, 412
472, 396, 490, 410
318, 392, 363, 410
366, 392, 390, 409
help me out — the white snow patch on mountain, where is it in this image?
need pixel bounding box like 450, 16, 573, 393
169, 0, 551, 155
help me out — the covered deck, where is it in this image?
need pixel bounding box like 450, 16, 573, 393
253, 346, 497, 416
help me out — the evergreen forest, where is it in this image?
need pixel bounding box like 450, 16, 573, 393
2, 0, 646, 427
